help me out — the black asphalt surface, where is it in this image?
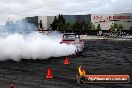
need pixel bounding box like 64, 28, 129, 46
0, 39, 132, 88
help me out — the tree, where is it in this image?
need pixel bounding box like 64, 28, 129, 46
57, 14, 65, 30
74, 21, 81, 30
88, 22, 95, 30
61, 14, 65, 25
84, 24, 88, 30
110, 23, 123, 32
118, 24, 123, 30
64, 22, 71, 30
72, 23, 77, 30
97, 24, 101, 30
80, 21, 85, 30
50, 16, 58, 30
113, 23, 118, 30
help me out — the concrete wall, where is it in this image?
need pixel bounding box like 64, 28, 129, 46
91, 14, 115, 30
114, 13, 132, 30
47, 16, 55, 30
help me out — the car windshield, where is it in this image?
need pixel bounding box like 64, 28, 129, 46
64, 35, 76, 39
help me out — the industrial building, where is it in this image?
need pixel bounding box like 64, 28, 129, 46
25, 15, 91, 30
91, 13, 132, 30
25, 13, 132, 31
25, 16, 55, 30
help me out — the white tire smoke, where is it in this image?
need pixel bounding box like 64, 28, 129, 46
0, 32, 76, 61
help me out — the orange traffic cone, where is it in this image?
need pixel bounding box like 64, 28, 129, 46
10, 80, 14, 88
46, 68, 53, 79
64, 56, 69, 65
74, 50, 77, 56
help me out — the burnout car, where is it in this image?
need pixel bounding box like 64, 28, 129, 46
60, 33, 84, 53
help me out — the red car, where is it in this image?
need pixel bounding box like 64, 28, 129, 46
60, 33, 84, 53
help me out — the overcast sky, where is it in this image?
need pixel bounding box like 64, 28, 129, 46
0, 0, 132, 25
